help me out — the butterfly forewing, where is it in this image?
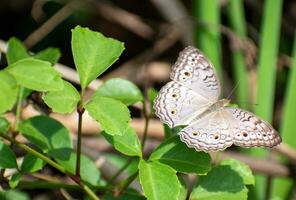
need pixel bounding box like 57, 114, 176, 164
154, 81, 212, 128
170, 46, 221, 100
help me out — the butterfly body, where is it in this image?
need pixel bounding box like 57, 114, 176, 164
154, 46, 282, 152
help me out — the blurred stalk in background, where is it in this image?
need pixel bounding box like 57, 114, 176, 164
252, 0, 283, 199
271, 33, 296, 199
227, 0, 249, 108
193, 0, 287, 199
193, 0, 222, 87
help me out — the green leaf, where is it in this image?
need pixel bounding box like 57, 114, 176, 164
9, 172, 22, 188
178, 176, 188, 200
0, 70, 18, 113
148, 88, 158, 114
6, 58, 63, 91
19, 115, 72, 160
163, 125, 185, 140
43, 80, 80, 113
6, 38, 32, 102
190, 165, 248, 200
56, 152, 100, 186
104, 188, 145, 200
139, 159, 180, 200
102, 127, 142, 157
71, 26, 124, 89
220, 159, 254, 185
6, 37, 29, 65
0, 140, 18, 169
0, 116, 10, 134
21, 153, 45, 173
149, 136, 211, 174
93, 78, 143, 106
85, 96, 130, 136
193, 1, 222, 81
34, 47, 61, 65
0, 190, 29, 200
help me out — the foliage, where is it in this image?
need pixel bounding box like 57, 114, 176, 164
0, 4, 292, 197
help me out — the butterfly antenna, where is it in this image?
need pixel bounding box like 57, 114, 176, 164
226, 79, 241, 99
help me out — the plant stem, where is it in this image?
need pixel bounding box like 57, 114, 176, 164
114, 171, 138, 196
14, 87, 24, 132
76, 88, 85, 178
76, 104, 84, 178
140, 100, 150, 150
0, 133, 100, 200
75, 180, 100, 200
108, 157, 134, 185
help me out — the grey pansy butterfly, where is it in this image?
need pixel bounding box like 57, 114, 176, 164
153, 46, 282, 152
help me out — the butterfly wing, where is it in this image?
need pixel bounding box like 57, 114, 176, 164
170, 46, 221, 100
154, 46, 221, 128
179, 110, 234, 152
154, 81, 212, 128
225, 108, 282, 148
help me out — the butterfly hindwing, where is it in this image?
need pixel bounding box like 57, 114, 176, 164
179, 110, 234, 152
225, 108, 282, 148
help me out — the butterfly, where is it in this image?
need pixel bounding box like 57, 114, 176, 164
153, 46, 282, 152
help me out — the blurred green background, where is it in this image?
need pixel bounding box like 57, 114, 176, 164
0, 0, 295, 199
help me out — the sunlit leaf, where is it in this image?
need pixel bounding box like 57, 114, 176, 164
71, 26, 124, 89
6, 58, 63, 91
102, 127, 142, 157
34, 47, 61, 65
43, 80, 80, 113
139, 159, 180, 200
150, 136, 211, 174
190, 165, 248, 200
6, 37, 29, 65
0, 71, 18, 113
85, 96, 130, 136
94, 78, 143, 106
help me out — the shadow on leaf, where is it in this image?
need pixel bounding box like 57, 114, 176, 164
198, 165, 244, 193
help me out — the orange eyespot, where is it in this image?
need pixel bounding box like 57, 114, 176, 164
242, 131, 248, 137
192, 132, 199, 136
184, 72, 191, 76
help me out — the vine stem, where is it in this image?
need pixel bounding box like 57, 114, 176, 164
140, 100, 150, 150
76, 89, 85, 178
114, 171, 139, 196
0, 133, 66, 173
0, 133, 100, 200
76, 104, 84, 178
13, 87, 24, 132
107, 157, 134, 185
